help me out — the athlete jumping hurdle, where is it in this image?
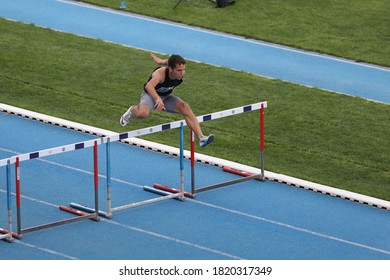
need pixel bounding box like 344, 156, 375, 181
120, 53, 214, 148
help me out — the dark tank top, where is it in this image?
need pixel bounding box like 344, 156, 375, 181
144, 67, 183, 97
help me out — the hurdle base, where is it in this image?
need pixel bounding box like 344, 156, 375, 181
68, 203, 111, 219
111, 188, 185, 212
223, 166, 265, 181
195, 173, 262, 194
144, 186, 186, 201
0, 228, 17, 241
20, 211, 99, 236
152, 183, 195, 199
59, 205, 101, 221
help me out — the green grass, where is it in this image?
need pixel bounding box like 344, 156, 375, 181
1, 19, 389, 201
81, 0, 390, 67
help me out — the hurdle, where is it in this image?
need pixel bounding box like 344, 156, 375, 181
70, 122, 187, 218
0, 160, 15, 242
195, 102, 265, 194
152, 101, 267, 197
71, 101, 267, 217
0, 140, 101, 239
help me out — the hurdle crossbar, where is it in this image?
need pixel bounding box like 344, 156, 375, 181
103, 101, 268, 144
0, 139, 101, 167
0, 101, 267, 168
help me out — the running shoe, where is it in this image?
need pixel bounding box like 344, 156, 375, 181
199, 134, 214, 148
120, 106, 133, 127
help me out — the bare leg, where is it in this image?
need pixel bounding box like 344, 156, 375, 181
131, 104, 151, 119
120, 104, 151, 126
174, 101, 203, 140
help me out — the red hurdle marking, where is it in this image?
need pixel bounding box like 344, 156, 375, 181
59, 205, 87, 217
15, 157, 21, 236
153, 183, 195, 198
222, 166, 259, 178
0, 228, 20, 239
59, 205, 101, 223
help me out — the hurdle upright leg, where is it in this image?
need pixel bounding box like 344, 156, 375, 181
190, 129, 196, 196
15, 157, 21, 238
0, 160, 15, 242
6, 160, 14, 242
260, 103, 265, 180
69, 138, 113, 219
93, 141, 100, 221
179, 122, 185, 201
105, 138, 112, 218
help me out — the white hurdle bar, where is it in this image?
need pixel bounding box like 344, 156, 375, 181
0, 101, 267, 168
105, 101, 268, 143
0, 138, 101, 167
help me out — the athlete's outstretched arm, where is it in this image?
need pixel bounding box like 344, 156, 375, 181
150, 53, 168, 65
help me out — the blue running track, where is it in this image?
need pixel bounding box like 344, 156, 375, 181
1, 112, 389, 260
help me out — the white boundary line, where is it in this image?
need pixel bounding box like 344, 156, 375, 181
1, 103, 389, 211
